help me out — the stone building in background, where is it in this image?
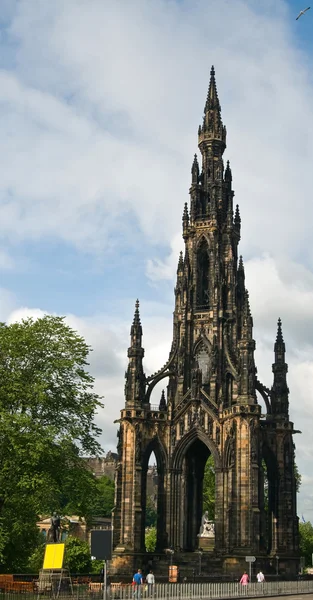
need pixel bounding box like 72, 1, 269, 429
111, 67, 299, 578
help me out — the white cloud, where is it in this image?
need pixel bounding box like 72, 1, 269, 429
146, 233, 184, 282
0, 0, 311, 261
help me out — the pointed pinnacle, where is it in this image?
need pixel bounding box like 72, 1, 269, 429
133, 299, 141, 326
276, 318, 284, 344
205, 65, 221, 114
177, 250, 184, 273
238, 255, 244, 272
183, 202, 189, 221
225, 160, 232, 181
235, 204, 240, 222
159, 389, 166, 410
244, 289, 251, 317
191, 154, 199, 184
192, 154, 199, 169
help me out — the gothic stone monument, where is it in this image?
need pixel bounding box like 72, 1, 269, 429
112, 67, 299, 577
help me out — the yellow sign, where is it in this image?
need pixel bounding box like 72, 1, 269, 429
43, 544, 65, 570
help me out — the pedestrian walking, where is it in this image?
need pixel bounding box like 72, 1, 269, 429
256, 570, 265, 583
146, 571, 155, 597
239, 571, 249, 585
133, 569, 143, 599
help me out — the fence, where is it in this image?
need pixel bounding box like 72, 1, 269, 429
1, 579, 313, 600
108, 580, 313, 600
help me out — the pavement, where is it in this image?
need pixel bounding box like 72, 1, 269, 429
250, 597, 313, 600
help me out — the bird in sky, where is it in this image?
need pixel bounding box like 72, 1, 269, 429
296, 6, 310, 20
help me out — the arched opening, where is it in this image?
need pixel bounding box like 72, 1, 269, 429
145, 451, 158, 552
255, 387, 271, 417
197, 241, 210, 309
260, 445, 278, 554
148, 379, 169, 412
141, 440, 166, 553
182, 439, 215, 550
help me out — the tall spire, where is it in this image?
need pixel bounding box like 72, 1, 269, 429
182, 202, 189, 239
238, 255, 244, 274
275, 317, 284, 345
125, 299, 146, 406
198, 66, 226, 153
272, 318, 289, 417
204, 66, 221, 114
130, 299, 142, 346
242, 290, 253, 339
191, 154, 199, 184
177, 251, 184, 274
273, 317, 286, 367
224, 160, 232, 184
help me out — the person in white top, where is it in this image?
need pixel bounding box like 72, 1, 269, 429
256, 571, 265, 583
146, 571, 155, 596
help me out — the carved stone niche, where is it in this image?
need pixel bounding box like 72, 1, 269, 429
195, 341, 211, 384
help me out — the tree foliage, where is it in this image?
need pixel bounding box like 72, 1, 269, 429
88, 475, 115, 519
145, 527, 157, 553
146, 497, 157, 528
27, 535, 46, 573
64, 537, 92, 573
299, 522, 313, 566
294, 463, 302, 493
0, 316, 103, 571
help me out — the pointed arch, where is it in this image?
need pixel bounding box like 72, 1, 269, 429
195, 233, 211, 250
142, 435, 168, 470
193, 337, 212, 385
193, 332, 212, 355
145, 370, 175, 403
260, 441, 279, 554
196, 238, 210, 309
141, 435, 168, 552
223, 431, 235, 468
172, 427, 221, 471
255, 380, 272, 414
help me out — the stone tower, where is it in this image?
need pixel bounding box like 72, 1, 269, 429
112, 67, 299, 577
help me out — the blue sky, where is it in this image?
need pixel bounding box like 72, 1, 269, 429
1, 0, 313, 519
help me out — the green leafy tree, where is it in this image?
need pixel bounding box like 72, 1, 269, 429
299, 521, 313, 566
27, 535, 46, 573
146, 497, 157, 528
64, 537, 92, 573
88, 476, 115, 519
90, 559, 104, 575
145, 527, 157, 552
0, 316, 103, 572
202, 455, 215, 520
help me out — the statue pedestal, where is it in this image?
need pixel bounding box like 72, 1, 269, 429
198, 536, 215, 552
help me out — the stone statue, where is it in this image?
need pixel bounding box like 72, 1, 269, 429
199, 511, 215, 538
50, 513, 61, 543
191, 361, 202, 399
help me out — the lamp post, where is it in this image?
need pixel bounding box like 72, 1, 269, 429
169, 548, 174, 567
276, 555, 279, 577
